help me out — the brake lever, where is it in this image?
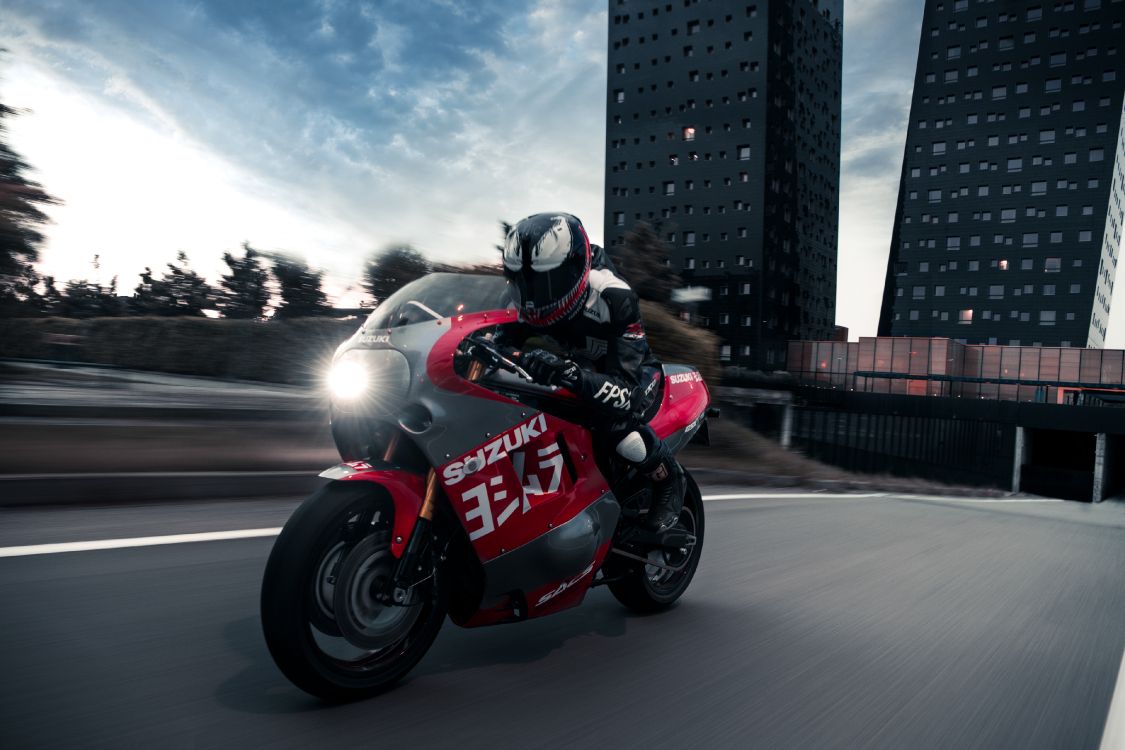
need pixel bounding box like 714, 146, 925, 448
466, 337, 534, 383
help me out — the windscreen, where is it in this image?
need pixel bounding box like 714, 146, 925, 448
365, 273, 515, 329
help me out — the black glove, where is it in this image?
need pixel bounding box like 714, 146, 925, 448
521, 349, 581, 389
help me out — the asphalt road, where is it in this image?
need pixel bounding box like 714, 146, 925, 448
2, 491, 1125, 750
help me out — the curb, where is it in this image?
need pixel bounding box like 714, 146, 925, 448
0, 404, 326, 422
0, 471, 328, 507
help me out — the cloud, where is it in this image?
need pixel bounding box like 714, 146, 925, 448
1, 0, 608, 293
836, 0, 925, 340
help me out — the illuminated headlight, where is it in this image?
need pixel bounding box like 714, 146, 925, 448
327, 354, 369, 400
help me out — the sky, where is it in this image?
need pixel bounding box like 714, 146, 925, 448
2, 0, 1122, 345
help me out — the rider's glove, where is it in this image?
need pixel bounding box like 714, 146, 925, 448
522, 349, 581, 389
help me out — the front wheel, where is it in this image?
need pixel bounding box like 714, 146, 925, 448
609, 468, 706, 613
260, 481, 447, 701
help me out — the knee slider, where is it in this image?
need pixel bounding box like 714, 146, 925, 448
615, 431, 649, 463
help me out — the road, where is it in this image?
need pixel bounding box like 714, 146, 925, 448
2, 490, 1125, 750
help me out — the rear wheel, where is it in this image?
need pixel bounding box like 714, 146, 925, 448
609, 469, 705, 613
261, 481, 446, 701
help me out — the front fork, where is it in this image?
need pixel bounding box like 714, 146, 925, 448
387, 470, 442, 606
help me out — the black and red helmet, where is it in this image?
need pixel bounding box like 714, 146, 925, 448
502, 213, 591, 327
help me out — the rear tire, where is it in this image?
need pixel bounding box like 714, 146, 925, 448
609, 469, 705, 613
261, 481, 447, 701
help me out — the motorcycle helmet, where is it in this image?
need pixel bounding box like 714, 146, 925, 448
501, 213, 591, 327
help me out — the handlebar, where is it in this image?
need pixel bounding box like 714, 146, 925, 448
464, 335, 535, 383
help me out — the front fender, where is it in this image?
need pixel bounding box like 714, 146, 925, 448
319, 462, 424, 558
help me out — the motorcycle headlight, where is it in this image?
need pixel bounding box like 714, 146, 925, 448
327, 353, 369, 401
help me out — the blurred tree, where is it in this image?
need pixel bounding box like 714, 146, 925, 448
612, 221, 680, 306
493, 220, 513, 257
132, 251, 215, 316
271, 254, 330, 319
58, 276, 123, 318
218, 242, 270, 319
363, 244, 429, 305
0, 97, 62, 316
36, 273, 63, 314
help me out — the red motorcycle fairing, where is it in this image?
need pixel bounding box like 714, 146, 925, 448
386, 307, 706, 626
318, 462, 424, 558
649, 367, 710, 448
435, 413, 608, 564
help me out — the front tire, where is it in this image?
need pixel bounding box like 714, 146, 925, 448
609, 469, 705, 613
261, 481, 447, 701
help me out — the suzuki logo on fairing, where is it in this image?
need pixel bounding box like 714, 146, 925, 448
668, 371, 703, 385
536, 563, 595, 606
442, 413, 549, 486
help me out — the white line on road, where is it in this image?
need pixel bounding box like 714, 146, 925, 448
1101, 646, 1125, 750
0, 491, 1060, 558
0, 528, 283, 558
703, 492, 886, 501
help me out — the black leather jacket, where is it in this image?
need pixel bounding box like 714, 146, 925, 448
514, 247, 660, 421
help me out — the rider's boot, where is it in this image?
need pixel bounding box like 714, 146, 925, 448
640, 444, 685, 533
615, 428, 686, 533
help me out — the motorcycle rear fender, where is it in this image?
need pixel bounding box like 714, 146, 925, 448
318, 462, 425, 558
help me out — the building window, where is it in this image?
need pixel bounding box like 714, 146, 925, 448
1089, 147, 1104, 162
738, 145, 750, 160
1044, 258, 1061, 272
663, 181, 675, 196
682, 126, 695, 141
959, 309, 973, 324
989, 285, 1005, 299
614, 212, 625, 227
932, 141, 947, 155
684, 257, 695, 270
684, 231, 695, 246
615, 90, 625, 103
1022, 233, 1039, 247
1031, 181, 1047, 195
1039, 311, 1056, 326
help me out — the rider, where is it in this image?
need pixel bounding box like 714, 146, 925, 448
500, 212, 685, 532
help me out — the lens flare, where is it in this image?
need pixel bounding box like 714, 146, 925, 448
327, 359, 368, 400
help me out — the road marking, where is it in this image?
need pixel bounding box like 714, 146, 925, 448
1101, 646, 1125, 750
703, 492, 885, 501
0, 491, 1060, 558
895, 493, 1062, 504
0, 528, 283, 558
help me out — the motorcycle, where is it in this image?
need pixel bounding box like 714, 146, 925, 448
261, 272, 712, 700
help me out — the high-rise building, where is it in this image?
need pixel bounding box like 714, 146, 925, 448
879, 0, 1125, 348
603, 0, 843, 369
